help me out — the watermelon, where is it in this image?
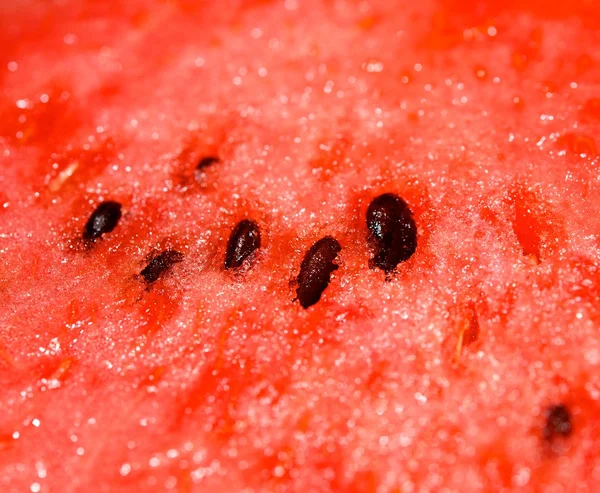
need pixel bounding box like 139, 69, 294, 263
1, 0, 600, 491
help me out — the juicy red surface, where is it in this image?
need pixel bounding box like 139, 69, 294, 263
2, 1, 600, 492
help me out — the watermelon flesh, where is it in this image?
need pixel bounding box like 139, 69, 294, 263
2, 0, 600, 491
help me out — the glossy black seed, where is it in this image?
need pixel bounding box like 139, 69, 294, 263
225, 219, 261, 270
543, 404, 573, 440
194, 156, 219, 182
296, 236, 341, 309
83, 201, 122, 241
140, 250, 184, 284
366, 193, 417, 273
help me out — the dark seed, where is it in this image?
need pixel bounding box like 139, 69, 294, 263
366, 193, 417, 273
140, 250, 184, 284
225, 219, 261, 270
543, 404, 572, 441
83, 201, 122, 241
197, 156, 219, 170
195, 156, 219, 182
296, 236, 341, 309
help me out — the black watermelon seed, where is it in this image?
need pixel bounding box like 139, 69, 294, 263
296, 236, 341, 309
83, 201, 122, 241
366, 193, 417, 273
195, 156, 219, 182
140, 250, 184, 284
197, 156, 219, 170
543, 404, 572, 441
225, 219, 261, 270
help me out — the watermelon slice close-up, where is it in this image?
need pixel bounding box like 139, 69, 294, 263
2, 0, 600, 491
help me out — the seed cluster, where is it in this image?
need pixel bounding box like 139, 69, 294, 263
82, 180, 418, 306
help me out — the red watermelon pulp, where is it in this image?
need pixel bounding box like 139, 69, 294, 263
1, 0, 600, 491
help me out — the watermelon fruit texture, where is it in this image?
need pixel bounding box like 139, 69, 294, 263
1, 0, 600, 491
